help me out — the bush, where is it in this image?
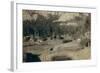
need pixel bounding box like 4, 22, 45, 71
59, 36, 64, 39
80, 38, 90, 47
62, 39, 72, 43
42, 38, 47, 41
52, 56, 72, 61
24, 36, 30, 42
34, 38, 37, 42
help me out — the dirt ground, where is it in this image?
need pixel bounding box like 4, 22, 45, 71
23, 39, 91, 62
39, 47, 91, 61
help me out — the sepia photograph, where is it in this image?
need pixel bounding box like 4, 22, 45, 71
22, 10, 91, 62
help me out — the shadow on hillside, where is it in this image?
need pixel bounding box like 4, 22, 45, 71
23, 53, 41, 62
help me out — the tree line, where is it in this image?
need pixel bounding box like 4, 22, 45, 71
23, 12, 91, 40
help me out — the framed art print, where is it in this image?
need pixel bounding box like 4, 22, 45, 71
11, 1, 97, 71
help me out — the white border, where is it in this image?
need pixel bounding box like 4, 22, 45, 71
11, 1, 97, 72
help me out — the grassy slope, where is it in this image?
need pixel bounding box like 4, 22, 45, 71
39, 47, 91, 61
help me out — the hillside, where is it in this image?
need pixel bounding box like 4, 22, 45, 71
22, 10, 91, 62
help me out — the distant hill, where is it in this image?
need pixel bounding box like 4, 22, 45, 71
23, 10, 89, 26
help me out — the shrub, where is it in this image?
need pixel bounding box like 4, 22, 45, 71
42, 38, 47, 41
80, 38, 90, 47
24, 36, 30, 42
62, 39, 72, 43
52, 56, 72, 61
34, 38, 37, 42
59, 36, 64, 39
